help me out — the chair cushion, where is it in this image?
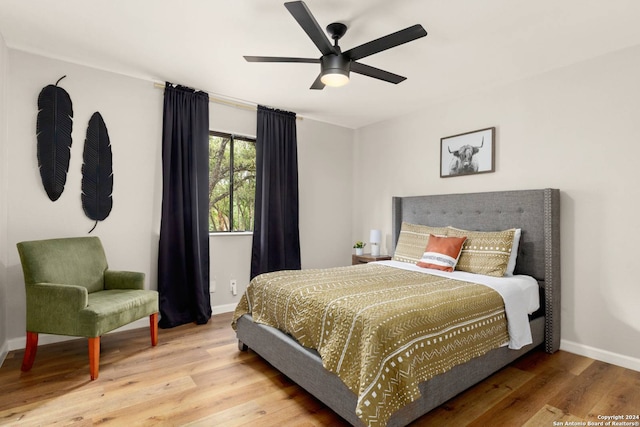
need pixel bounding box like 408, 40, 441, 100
79, 289, 159, 337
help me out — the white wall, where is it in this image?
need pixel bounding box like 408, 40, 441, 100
298, 118, 354, 270
2, 49, 354, 349
353, 45, 640, 371
0, 32, 9, 363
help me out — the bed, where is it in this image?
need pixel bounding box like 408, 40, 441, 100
233, 188, 560, 426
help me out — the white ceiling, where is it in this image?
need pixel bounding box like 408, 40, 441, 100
1, 0, 640, 129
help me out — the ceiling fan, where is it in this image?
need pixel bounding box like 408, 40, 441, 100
244, 1, 427, 90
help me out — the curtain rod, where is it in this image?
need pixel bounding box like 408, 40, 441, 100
153, 82, 302, 120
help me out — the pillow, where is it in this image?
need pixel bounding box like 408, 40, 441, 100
417, 235, 467, 272
504, 228, 522, 276
447, 226, 516, 277
393, 222, 449, 264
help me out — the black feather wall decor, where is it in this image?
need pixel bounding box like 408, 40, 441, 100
36, 75, 73, 201
82, 112, 113, 233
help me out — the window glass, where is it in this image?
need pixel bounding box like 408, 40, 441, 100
209, 132, 256, 232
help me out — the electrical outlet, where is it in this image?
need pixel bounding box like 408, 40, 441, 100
210, 279, 216, 293
230, 279, 237, 296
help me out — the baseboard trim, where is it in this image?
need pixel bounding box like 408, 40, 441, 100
561, 339, 640, 372
0, 340, 8, 367
212, 303, 236, 315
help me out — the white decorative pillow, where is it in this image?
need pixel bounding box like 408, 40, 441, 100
417, 235, 467, 272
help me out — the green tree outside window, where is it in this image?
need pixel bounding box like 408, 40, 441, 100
209, 132, 256, 232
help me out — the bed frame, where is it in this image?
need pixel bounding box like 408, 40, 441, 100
236, 188, 560, 426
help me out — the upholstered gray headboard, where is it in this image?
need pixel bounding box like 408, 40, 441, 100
391, 188, 561, 352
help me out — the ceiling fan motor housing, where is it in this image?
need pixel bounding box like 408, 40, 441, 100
321, 54, 351, 78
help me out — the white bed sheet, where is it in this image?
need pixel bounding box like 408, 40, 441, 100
374, 260, 540, 350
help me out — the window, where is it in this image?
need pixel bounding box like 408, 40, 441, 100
208, 131, 256, 232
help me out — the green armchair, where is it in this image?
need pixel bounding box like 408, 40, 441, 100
16, 236, 159, 380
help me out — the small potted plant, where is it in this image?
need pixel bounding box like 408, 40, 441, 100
353, 241, 366, 255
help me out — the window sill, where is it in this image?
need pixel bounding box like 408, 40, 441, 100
209, 231, 253, 237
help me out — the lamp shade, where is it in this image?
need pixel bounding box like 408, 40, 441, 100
370, 229, 381, 256
320, 72, 349, 87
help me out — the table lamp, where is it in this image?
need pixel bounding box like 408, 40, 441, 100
370, 229, 381, 256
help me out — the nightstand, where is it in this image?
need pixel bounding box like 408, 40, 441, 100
352, 253, 392, 265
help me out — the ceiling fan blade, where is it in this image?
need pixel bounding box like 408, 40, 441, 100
351, 62, 406, 84
343, 24, 427, 61
284, 1, 336, 56
310, 73, 325, 90
244, 56, 320, 63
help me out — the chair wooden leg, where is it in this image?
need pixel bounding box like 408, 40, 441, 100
88, 337, 100, 380
150, 312, 158, 346
21, 332, 38, 372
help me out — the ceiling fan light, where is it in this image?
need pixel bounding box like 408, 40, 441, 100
321, 71, 350, 87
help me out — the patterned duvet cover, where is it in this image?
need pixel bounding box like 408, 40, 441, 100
232, 263, 508, 426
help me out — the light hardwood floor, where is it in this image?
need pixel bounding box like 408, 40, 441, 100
1, 312, 638, 426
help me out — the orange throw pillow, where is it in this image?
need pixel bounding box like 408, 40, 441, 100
416, 234, 467, 272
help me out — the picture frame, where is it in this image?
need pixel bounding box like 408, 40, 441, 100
440, 127, 495, 178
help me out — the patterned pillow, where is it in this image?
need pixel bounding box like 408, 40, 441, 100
417, 235, 467, 272
447, 226, 516, 277
504, 228, 522, 276
392, 222, 449, 264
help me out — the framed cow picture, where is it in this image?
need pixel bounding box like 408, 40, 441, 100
440, 127, 495, 178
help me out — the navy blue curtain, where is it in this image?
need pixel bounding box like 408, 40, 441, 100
158, 83, 211, 328
250, 105, 301, 279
